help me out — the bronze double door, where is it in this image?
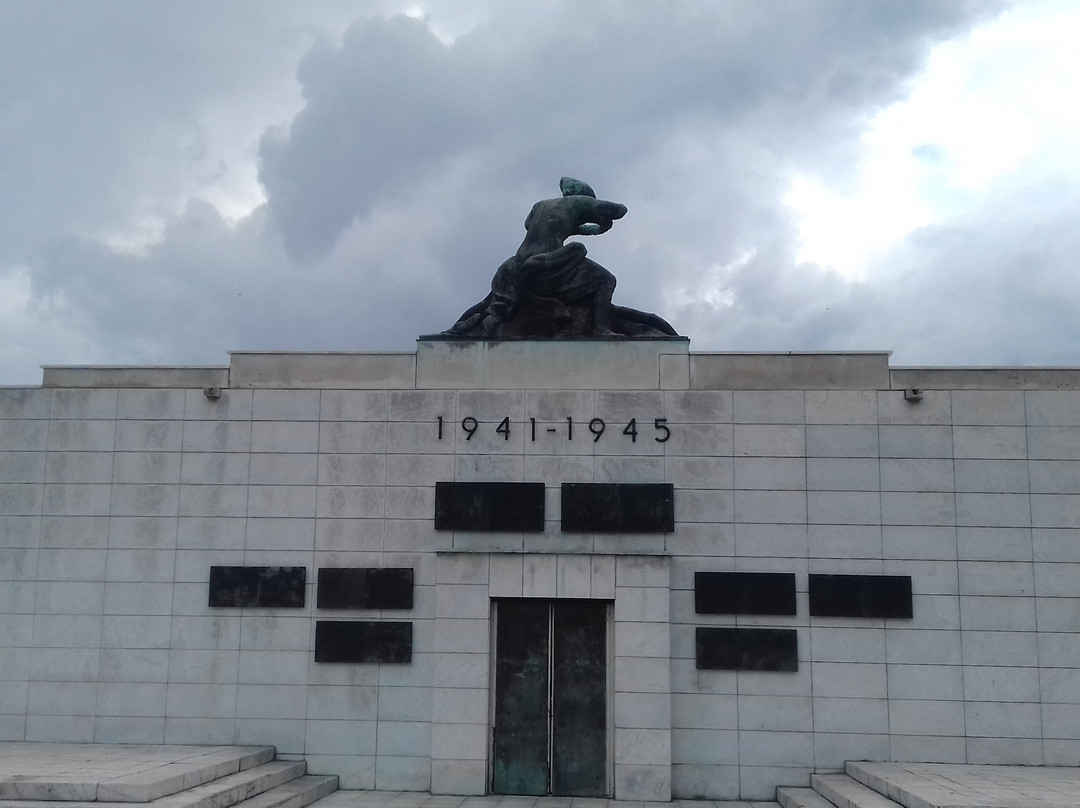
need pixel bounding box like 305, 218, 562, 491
491, 599, 609, 796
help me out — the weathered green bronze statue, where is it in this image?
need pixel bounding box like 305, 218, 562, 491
440, 178, 678, 338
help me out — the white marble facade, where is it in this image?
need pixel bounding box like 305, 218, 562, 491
2, 343, 1080, 801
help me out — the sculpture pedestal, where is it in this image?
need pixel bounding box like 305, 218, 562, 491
416, 337, 689, 390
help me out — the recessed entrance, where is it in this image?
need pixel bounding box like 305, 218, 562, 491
491, 598, 610, 796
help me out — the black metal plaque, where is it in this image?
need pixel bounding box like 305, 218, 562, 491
808, 574, 913, 618
434, 481, 545, 531
560, 482, 674, 532
317, 567, 414, 610
696, 626, 798, 672
314, 620, 412, 663
694, 571, 797, 615
208, 566, 306, 608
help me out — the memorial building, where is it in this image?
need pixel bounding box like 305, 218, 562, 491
1, 180, 1079, 802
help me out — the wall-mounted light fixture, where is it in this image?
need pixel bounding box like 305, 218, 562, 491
903, 388, 923, 402
203, 386, 222, 400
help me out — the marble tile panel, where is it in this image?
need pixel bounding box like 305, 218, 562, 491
880, 458, 954, 492
614, 762, 671, 801
93, 716, 166, 745
429, 759, 485, 796
374, 755, 430, 791
0, 387, 50, 419
117, 389, 186, 420
734, 490, 805, 524
734, 522, 807, 558
184, 387, 253, 420
1031, 493, 1080, 528
811, 696, 888, 734
50, 389, 118, 419
0, 451, 44, 483
810, 661, 886, 698
179, 453, 249, 486
808, 524, 881, 560
44, 451, 116, 484
1035, 597, 1080, 632
963, 591, 1036, 630
0, 420, 48, 451
808, 491, 880, 525
805, 457, 879, 492
879, 425, 952, 459
374, 720, 430, 757
249, 453, 318, 485
958, 560, 1034, 596
886, 662, 963, 700
319, 390, 388, 421
734, 424, 805, 457
377, 685, 433, 722
967, 735, 1044, 764
315, 485, 383, 519
29, 646, 99, 682
732, 390, 804, 424
430, 722, 486, 760
103, 582, 174, 616
1026, 390, 1080, 425
670, 727, 737, 765
951, 390, 1026, 425
955, 459, 1029, 493
964, 700, 1042, 738
888, 698, 965, 736
178, 484, 248, 518
239, 614, 312, 651
96, 682, 167, 716
181, 421, 251, 453
110, 484, 180, 518
805, 424, 878, 458
169, 614, 242, 650
880, 491, 956, 526
961, 630, 1038, 666
734, 456, 805, 490
737, 695, 813, 732
957, 525, 1032, 562
877, 389, 950, 425
805, 390, 877, 425
251, 421, 320, 454
962, 664, 1040, 702
113, 452, 182, 485
737, 728, 814, 765
304, 718, 377, 755
33, 581, 104, 616
98, 647, 169, 682
1028, 426, 1080, 460
27, 681, 98, 714
1038, 631, 1080, 667
251, 390, 320, 421
115, 420, 184, 452
663, 390, 732, 423
885, 629, 961, 665
881, 525, 955, 560
953, 426, 1027, 459
32, 613, 103, 648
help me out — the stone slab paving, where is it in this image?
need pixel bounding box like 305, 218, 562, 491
310, 794, 778, 808
848, 762, 1080, 807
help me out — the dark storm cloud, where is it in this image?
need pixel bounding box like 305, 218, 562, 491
5, 0, 1043, 385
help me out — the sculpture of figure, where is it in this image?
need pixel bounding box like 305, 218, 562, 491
439, 178, 677, 339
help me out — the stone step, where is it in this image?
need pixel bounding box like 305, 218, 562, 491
777, 785, 841, 808
227, 776, 337, 808
0, 760, 334, 808
0, 746, 277, 803
811, 774, 902, 808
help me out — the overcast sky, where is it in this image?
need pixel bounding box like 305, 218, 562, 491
3, 0, 1079, 385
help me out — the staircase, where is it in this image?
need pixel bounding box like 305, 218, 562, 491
777, 760, 1080, 808
0, 745, 337, 808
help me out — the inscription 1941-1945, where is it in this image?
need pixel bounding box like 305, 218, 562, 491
437, 415, 671, 443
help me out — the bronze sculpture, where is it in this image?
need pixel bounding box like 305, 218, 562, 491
438, 178, 678, 339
